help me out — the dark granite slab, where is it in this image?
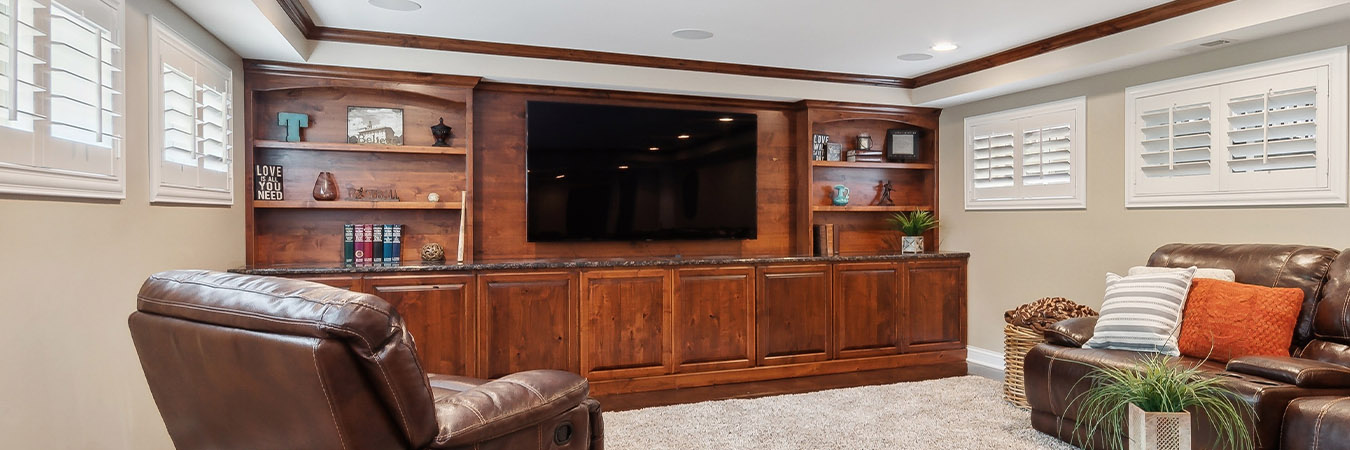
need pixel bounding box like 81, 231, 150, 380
230, 252, 970, 276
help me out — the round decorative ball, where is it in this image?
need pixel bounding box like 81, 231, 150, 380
427, 192, 440, 202
419, 242, 445, 261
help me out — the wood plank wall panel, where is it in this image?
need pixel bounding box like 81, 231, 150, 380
472, 86, 797, 260
673, 266, 756, 372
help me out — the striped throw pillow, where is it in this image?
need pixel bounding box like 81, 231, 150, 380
1084, 267, 1197, 356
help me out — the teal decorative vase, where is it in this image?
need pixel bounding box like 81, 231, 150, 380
831, 185, 850, 206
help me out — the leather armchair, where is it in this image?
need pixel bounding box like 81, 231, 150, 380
129, 270, 603, 450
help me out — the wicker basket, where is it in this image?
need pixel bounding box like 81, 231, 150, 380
1002, 323, 1044, 409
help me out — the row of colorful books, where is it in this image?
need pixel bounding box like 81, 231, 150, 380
344, 224, 403, 266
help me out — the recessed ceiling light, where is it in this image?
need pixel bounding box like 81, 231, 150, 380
677, 134, 690, 139
672, 29, 714, 40
648, 147, 660, 151
930, 42, 958, 52
554, 174, 565, 179
718, 117, 734, 122
369, 0, 422, 11
898, 53, 933, 61
618, 165, 630, 170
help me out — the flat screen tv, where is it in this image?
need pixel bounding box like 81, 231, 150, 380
526, 101, 758, 242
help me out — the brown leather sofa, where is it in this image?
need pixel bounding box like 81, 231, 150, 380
1025, 243, 1350, 450
129, 270, 603, 450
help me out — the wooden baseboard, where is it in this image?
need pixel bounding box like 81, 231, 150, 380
589, 349, 966, 396
595, 360, 968, 411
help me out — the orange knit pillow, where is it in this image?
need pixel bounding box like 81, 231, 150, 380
1177, 279, 1303, 363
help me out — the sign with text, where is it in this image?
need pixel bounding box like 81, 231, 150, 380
254, 164, 284, 200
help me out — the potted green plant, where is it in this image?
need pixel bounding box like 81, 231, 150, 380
888, 210, 937, 253
1071, 355, 1254, 450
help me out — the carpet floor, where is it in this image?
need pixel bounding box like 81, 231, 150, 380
603, 375, 1077, 449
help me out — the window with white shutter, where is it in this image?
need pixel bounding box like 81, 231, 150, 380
964, 97, 1087, 210
148, 17, 233, 205
1126, 47, 1345, 207
0, 0, 124, 199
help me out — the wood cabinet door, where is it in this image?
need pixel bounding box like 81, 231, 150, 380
291, 275, 362, 292
756, 264, 831, 365
903, 260, 967, 352
833, 262, 902, 358
579, 269, 671, 380
366, 275, 475, 376
477, 272, 577, 378
673, 266, 755, 373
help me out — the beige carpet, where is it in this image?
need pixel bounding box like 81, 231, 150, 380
603, 375, 1077, 449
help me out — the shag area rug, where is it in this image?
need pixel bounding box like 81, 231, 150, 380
603, 375, 1077, 449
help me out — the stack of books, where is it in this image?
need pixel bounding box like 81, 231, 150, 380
813, 224, 840, 256
344, 224, 403, 266
854, 150, 886, 162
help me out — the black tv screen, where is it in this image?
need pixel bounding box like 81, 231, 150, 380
526, 101, 758, 242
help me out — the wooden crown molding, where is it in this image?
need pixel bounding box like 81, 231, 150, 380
911, 0, 1237, 87
244, 59, 482, 87
278, 0, 1232, 90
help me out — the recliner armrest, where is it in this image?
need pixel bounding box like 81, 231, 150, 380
1042, 317, 1098, 348
1226, 356, 1350, 388
429, 369, 590, 448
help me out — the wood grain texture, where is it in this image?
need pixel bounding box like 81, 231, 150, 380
579, 269, 672, 380
366, 274, 476, 376
911, 0, 1237, 87
903, 260, 968, 353
756, 264, 832, 365
252, 209, 461, 265
476, 271, 577, 378
472, 87, 796, 260
833, 262, 902, 358
672, 266, 756, 373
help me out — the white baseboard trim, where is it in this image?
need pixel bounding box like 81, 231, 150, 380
967, 346, 1006, 372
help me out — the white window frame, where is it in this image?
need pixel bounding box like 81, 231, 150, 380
964, 96, 1087, 210
0, 0, 126, 200
1124, 47, 1347, 208
148, 16, 233, 205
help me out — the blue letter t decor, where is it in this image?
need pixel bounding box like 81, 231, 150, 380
277, 112, 309, 142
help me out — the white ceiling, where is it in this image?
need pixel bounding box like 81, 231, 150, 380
302, 0, 1171, 78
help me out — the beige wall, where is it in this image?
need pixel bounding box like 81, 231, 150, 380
938, 21, 1350, 354
0, 0, 244, 448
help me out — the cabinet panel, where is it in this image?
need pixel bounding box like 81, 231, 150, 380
673, 267, 754, 373
833, 262, 901, 358
477, 272, 576, 378
367, 275, 475, 376
756, 264, 831, 365
580, 269, 671, 379
291, 275, 362, 291
904, 260, 967, 352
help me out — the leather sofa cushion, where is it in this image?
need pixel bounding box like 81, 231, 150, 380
1043, 317, 1097, 348
1227, 356, 1350, 388
1301, 339, 1350, 367
1283, 397, 1350, 450
429, 370, 590, 448
1315, 250, 1350, 345
1148, 243, 1339, 349
1178, 279, 1303, 363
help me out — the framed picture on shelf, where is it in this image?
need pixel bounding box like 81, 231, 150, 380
885, 129, 919, 162
347, 106, 404, 145
826, 142, 844, 161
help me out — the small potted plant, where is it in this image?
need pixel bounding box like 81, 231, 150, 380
888, 210, 937, 253
1072, 355, 1254, 450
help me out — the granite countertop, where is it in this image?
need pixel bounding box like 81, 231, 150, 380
230, 252, 970, 276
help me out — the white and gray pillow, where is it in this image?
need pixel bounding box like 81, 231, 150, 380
1084, 266, 1197, 356
1128, 265, 1235, 282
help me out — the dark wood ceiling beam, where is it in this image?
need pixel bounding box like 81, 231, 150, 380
911, 0, 1237, 87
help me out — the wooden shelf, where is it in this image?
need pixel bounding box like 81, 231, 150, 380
811, 160, 934, 170
254, 140, 467, 155
812, 205, 931, 212
254, 200, 464, 210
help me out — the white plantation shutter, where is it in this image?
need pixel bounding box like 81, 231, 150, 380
0, 0, 124, 199
149, 17, 233, 204
965, 97, 1086, 210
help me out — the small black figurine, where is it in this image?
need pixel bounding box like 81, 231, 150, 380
430, 117, 453, 147
875, 180, 895, 206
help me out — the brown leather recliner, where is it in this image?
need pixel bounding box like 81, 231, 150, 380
1025, 243, 1350, 450
129, 270, 604, 450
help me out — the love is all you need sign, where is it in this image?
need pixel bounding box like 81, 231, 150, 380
254, 164, 284, 200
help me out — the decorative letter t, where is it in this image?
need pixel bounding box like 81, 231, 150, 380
277, 112, 309, 142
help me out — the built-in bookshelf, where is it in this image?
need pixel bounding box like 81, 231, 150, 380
793, 101, 940, 255
244, 61, 481, 265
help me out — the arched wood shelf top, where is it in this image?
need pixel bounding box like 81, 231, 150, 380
253, 84, 469, 108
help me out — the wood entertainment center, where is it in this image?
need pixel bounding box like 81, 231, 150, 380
238, 61, 967, 399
